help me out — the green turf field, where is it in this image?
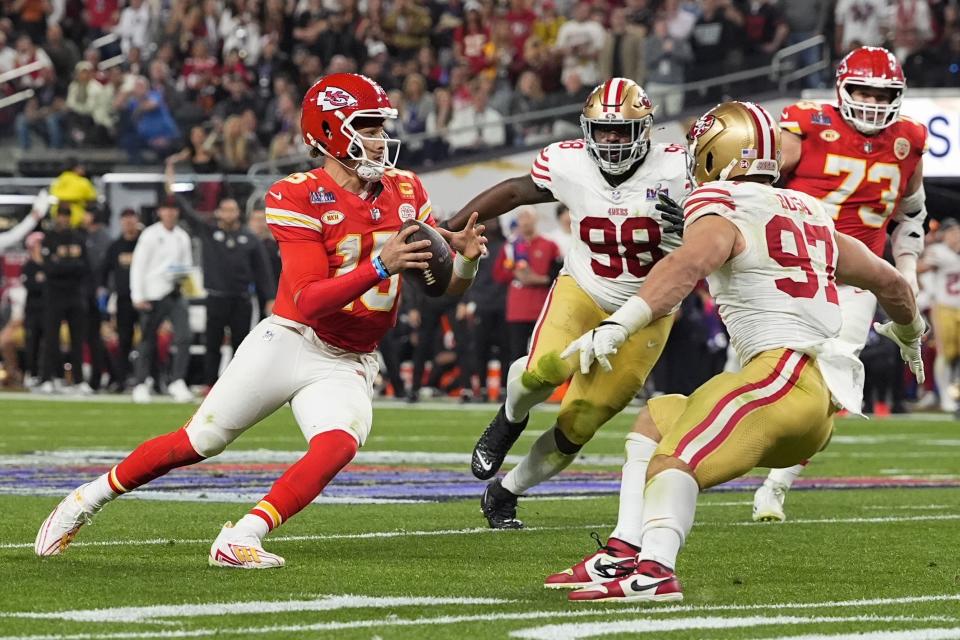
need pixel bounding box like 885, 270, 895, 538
0, 397, 958, 639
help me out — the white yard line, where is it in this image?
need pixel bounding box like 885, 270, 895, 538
510, 616, 957, 640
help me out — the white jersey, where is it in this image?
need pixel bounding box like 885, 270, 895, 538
530, 141, 690, 312
685, 181, 863, 413
922, 242, 960, 309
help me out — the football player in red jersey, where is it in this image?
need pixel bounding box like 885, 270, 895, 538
752, 46, 929, 522
34, 73, 486, 568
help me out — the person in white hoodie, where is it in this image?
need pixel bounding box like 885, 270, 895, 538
128, 199, 195, 403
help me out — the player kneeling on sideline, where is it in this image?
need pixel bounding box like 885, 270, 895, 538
35, 73, 486, 568
556, 102, 925, 602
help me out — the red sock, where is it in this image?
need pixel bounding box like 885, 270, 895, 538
250, 429, 358, 531
108, 427, 204, 493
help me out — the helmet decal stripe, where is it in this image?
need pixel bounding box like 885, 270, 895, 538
614, 78, 625, 110
742, 102, 766, 160
754, 103, 776, 161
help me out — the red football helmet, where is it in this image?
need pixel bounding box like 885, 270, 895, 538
835, 46, 905, 135
301, 73, 400, 181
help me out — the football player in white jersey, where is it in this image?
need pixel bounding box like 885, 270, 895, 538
557, 101, 924, 601
445, 77, 689, 533
920, 219, 960, 414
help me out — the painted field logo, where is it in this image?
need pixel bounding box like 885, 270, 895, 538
322, 211, 345, 225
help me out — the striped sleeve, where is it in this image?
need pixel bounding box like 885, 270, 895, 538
779, 103, 807, 136
683, 186, 737, 226
264, 184, 323, 241
411, 173, 436, 225
530, 145, 553, 190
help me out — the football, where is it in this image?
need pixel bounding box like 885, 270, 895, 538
400, 219, 453, 297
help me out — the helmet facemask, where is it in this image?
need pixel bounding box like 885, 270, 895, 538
341, 112, 401, 181
838, 81, 903, 135
581, 115, 652, 175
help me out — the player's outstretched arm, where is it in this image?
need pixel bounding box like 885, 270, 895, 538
836, 232, 926, 382
438, 212, 487, 296
445, 176, 556, 232
562, 215, 738, 373
777, 131, 802, 183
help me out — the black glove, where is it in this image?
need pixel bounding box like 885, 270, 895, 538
655, 192, 684, 236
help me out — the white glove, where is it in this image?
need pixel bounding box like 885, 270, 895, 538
874, 315, 926, 384
30, 189, 52, 217
561, 321, 630, 374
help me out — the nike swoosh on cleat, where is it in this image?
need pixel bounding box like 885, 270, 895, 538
269, 191, 283, 200
475, 453, 494, 472
629, 577, 671, 593
593, 558, 633, 578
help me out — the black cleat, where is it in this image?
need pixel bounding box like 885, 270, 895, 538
471, 405, 528, 480
481, 479, 523, 529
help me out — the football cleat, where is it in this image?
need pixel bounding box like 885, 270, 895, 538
35, 484, 98, 557
568, 559, 683, 603
544, 532, 639, 589
480, 479, 523, 529
209, 522, 285, 569
472, 405, 528, 480
752, 482, 787, 522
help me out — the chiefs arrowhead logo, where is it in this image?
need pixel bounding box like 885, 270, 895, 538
319, 87, 359, 112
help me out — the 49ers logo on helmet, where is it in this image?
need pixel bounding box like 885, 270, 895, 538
319, 87, 359, 112
688, 114, 715, 140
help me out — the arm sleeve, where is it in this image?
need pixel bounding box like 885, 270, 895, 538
530, 144, 557, 197
0, 213, 39, 252
279, 238, 382, 320
682, 186, 737, 225
129, 231, 149, 304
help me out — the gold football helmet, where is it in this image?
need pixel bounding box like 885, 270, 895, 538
686, 101, 781, 185
581, 78, 655, 175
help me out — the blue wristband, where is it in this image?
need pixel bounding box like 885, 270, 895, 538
372, 256, 390, 280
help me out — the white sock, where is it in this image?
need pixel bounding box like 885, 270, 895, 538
234, 513, 269, 540
639, 468, 699, 570
502, 426, 577, 495
609, 432, 659, 547
79, 473, 120, 511
504, 356, 556, 423
934, 355, 957, 410
765, 462, 808, 491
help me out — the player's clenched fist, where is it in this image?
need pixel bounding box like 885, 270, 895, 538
379, 225, 433, 274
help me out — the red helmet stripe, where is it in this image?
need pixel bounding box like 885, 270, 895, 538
754, 103, 776, 160
742, 102, 766, 160
614, 78, 625, 109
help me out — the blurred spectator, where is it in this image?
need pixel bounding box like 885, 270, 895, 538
690, 0, 745, 99
549, 70, 591, 136
734, 0, 789, 66
599, 7, 646, 86
520, 35, 562, 95
114, 0, 151, 55
462, 223, 508, 399
888, 0, 934, 62
834, 0, 889, 55
166, 125, 220, 173
213, 74, 255, 123
19, 231, 46, 385
12, 0, 49, 44
383, 0, 432, 60
0, 32, 16, 74
220, 4, 262, 64
554, 1, 605, 85
14, 65, 64, 150
505, 0, 537, 54
254, 35, 293, 105
407, 294, 459, 402
38, 204, 90, 394
645, 16, 693, 117
49, 157, 97, 227
65, 61, 113, 146
0, 278, 27, 387
446, 83, 506, 154
44, 24, 81, 94
661, 0, 697, 42
508, 70, 550, 146
129, 199, 195, 404
101, 208, 141, 390
454, 2, 492, 77
782, 0, 829, 88
117, 75, 180, 163
424, 86, 453, 162
399, 73, 434, 161
13, 34, 54, 88
493, 208, 560, 365
221, 111, 265, 172
414, 45, 446, 90
172, 187, 275, 390
84, 0, 120, 44
82, 205, 113, 391
532, 1, 565, 47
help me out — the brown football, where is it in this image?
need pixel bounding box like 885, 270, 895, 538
400, 219, 453, 297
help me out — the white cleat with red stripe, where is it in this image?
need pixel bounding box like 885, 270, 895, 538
568, 560, 683, 603
35, 483, 98, 557
208, 522, 285, 569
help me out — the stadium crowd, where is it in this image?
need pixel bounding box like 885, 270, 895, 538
1, 0, 958, 165
0, 0, 956, 413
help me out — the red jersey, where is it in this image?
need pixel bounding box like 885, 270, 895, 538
265, 167, 436, 353
780, 102, 926, 256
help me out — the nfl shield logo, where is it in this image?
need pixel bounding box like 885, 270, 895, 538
370, 207, 381, 222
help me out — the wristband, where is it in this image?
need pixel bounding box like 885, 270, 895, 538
894, 312, 926, 342
453, 253, 479, 279
372, 256, 390, 280
605, 296, 653, 335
